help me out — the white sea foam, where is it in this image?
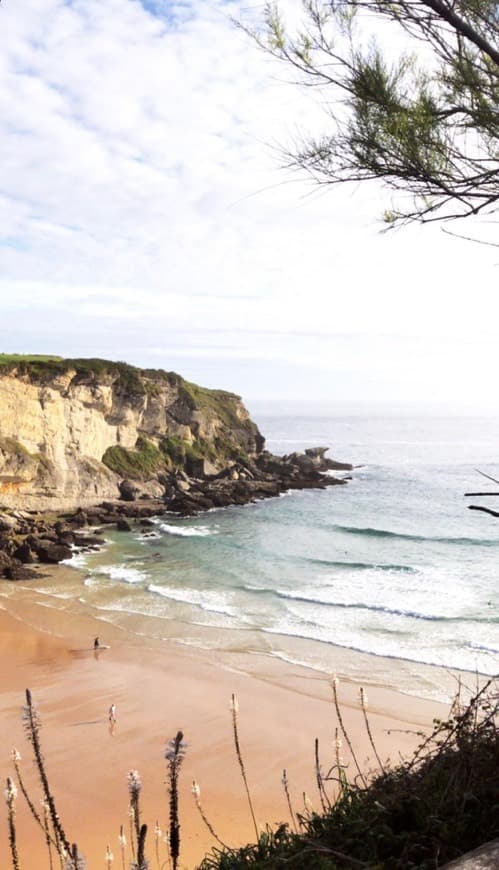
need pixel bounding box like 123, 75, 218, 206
27, 587, 74, 600
148, 584, 237, 618
95, 565, 146, 584
159, 523, 217, 537
61, 552, 90, 569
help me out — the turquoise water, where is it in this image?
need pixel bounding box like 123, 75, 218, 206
5, 406, 499, 695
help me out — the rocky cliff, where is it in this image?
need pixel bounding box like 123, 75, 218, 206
0, 356, 264, 510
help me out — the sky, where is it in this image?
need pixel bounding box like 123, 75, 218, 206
1, 0, 498, 410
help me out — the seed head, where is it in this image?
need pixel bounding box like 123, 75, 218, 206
191, 780, 201, 800
63, 854, 86, 870
11, 748, 21, 763
127, 770, 142, 796
118, 825, 127, 849
105, 844, 114, 864
230, 694, 239, 715
359, 688, 368, 710
331, 675, 339, 689
165, 731, 187, 762
4, 777, 17, 804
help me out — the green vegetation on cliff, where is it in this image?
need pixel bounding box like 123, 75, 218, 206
102, 435, 239, 478
0, 355, 244, 408
160, 436, 217, 467
102, 437, 165, 478
0, 354, 148, 394
0, 436, 53, 474
181, 379, 244, 429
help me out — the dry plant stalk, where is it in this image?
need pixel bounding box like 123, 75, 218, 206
128, 770, 143, 857
230, 694, 259, 842
118, 825, 127, 870
334, 729, 348, 796
281, 769, 298, 833
165, 731, 186, 870
359, 688, 385, 774
136, 823, 148, 870
42, 800, 55, 870
191, 780, 228, 849
331, 678, 367, 788
5, 776, 20, 870
128, 804, 137, 862
22, 689, 74, 863
314, 738, 331, 812
154, 820, 161, 870
105, 843, 113, 869
11, 747, 58, 864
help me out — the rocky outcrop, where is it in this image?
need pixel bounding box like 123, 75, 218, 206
0, 441, 352, 579
0, 356, 353, 577
0, 358, 264, 510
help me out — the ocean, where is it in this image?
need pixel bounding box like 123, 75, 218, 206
2, 404, 499, 700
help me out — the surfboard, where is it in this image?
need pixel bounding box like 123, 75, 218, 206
69, 645, 111, 655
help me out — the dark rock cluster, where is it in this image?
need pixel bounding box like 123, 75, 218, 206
0, 447, 352, 579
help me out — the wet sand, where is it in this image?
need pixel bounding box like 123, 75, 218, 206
0, 589, 450, 869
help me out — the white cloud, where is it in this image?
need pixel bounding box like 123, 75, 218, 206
0, 0, 498, 405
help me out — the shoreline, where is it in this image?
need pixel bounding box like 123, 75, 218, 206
1, 555, 473, 706
0, 582, 453, 869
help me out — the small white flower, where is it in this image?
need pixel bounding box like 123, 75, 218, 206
118, 830, 127, 849
191, 780, 201, 800
11, 748, 21, 763
105, 844, 114, 864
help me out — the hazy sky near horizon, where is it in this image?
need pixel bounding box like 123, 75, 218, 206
1, 0, 498, 409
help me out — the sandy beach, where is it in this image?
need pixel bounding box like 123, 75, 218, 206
0, 568, 454, 870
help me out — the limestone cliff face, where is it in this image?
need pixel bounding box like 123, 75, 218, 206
0, 359, 264, 510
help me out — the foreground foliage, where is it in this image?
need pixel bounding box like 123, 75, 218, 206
199, 681, 499, 869
244, 0, 499, 227
5, 680, 499, 868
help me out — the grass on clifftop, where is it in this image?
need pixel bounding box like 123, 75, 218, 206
0, 354, 148, 393
0, 355, 245, 411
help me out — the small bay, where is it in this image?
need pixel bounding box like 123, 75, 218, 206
4, 403, 499, 701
